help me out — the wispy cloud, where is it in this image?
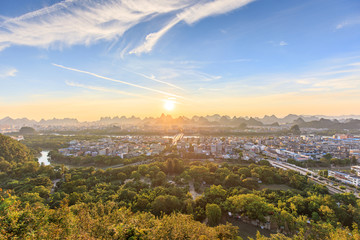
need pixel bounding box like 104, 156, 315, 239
180, 0, 254, 25
0, 67, 17, 78
268, 40, 288, 47
156, 67, 222, 83
123, 68, 184, 90
0, 43, 9, 51
130, 0, 255, 54
193, 71, 222, 82
65, 80, 161, 100
0, 0, 191, 51
129, 17, 182, 55
198, 56, 360, 98
53, 63, 184, 99
349, 62, 360, 67
115, 58, 223, 95
336, 17, 360, 29
0, 0, 254, 55
289, 62, 360, 93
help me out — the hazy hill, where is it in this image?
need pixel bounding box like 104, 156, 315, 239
2, 114, 360, 129
39, 118, 79, 126
256, 114, 320, 124
0, 117, 37, 126
296, 118, 360, 129
258, 115, 279, 124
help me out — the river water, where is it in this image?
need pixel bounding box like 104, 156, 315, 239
38, 151, 51, 165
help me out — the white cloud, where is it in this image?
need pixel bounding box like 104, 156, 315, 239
0, 0, 191, 51
129, 17, 182, 55
0, 0, 255, 55
130, 0, 255, 54
180, 0, 254, 25
349, 62, 360, 66
268, 40, 288, 47
336, 17, 360, 29
0, 67, 17, 78
0, 44, 10, 51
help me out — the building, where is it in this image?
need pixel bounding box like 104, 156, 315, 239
329, 170, 360, 186
351, 166, 360, 176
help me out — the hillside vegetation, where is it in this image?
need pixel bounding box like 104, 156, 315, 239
0, 134, 360, 239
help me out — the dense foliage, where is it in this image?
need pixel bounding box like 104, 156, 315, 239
0, 134, 33, 164
19, 127, 36, 135
21, 134, 103, 150
1, 134, 360, 239
48, 150, 151, 167
0, 191, 240, 239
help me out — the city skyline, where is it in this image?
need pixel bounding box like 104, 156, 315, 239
1, 0, 360, 120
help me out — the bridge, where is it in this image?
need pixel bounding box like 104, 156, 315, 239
171, 133, 184, 146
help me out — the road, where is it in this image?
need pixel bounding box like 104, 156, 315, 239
268, 159, 354, 196
171, 133, 184, 146
268, 160, 315, 176
101, 159, 153, 170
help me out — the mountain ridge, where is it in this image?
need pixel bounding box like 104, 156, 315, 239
2, 114, 360, 129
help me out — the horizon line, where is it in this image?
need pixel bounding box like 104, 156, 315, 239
2, 113, 360, 123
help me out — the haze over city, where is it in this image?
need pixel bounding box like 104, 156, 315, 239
1, 0, 360, 120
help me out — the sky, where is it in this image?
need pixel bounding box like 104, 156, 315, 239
0, 0, 360, 121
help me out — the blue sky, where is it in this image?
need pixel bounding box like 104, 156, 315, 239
0, 0, 360, 120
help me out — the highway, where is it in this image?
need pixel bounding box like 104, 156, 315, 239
268, 159, 354, 196
171, 133, 184, 146
268, 160, 315, 176
101, 159, 153, 170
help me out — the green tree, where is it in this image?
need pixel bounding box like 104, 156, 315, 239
152, 171, 167, 186
258, 160, 271, 166
206, 203, 222, 226
189, 166, 210, 182
204, 185, 227, 205
226, 194, 274, 222
224, 174, 241, 188
151, 195, 181, 215
19, 127, 36, 135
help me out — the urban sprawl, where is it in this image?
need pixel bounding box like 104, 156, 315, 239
56, 133, 360, 187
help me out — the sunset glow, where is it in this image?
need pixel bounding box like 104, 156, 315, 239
163, 100, 175, 111
0, 0, 359, 119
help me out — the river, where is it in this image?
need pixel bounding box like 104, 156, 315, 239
37, 151, 82, 169
38, 151, 51, 165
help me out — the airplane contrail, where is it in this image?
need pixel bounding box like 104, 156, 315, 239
123, 68, 185, 90
52, 63, 184, 99
65, 81, 163, 100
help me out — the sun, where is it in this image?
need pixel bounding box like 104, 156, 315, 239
164, 100, 175, 111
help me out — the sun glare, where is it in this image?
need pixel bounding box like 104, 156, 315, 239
164, 100, 175, 111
